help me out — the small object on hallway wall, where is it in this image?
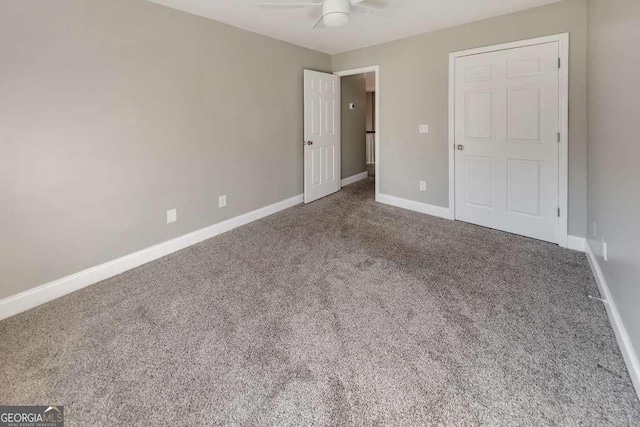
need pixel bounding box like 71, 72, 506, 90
602, 239, 608, 261
167, 209, 177, 224
219, 195, 227, 208
419, 181, 427, 192
349, 103, 356, 110
419, 124, 429, 134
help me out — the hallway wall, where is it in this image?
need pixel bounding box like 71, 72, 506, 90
340, 74, 367, 180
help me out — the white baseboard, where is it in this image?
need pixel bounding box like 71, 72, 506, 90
585, 241, 640, 398
375, 195, 588, 252
567, 235, 586, 252
0, 194, 303, 321
377, 193, 453, 220
341, 171, 369, 187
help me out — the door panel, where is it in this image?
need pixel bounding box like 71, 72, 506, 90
465, 91, 494, 140
507, 56, 543, 78
311, 148, 322, 186
507, 88, 542, 142
304, 70, 340, 203
324, 145, 336, 182
466, 156, 495, 208
454, 42, 560, 243
507, 159, 543, 216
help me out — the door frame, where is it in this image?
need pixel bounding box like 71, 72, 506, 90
448, 33, 570, 247
334, 65, 380, 202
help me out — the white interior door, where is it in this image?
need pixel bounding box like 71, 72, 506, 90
454, 42, 560, 243
304, 70, 340, 204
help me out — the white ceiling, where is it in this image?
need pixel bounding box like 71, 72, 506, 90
146, 0, 562, 54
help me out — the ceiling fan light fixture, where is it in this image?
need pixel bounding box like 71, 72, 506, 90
321, 0, 351, 28
323, 11, 349, 27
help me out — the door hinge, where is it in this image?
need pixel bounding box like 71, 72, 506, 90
557, 132, 561, 143
557, 208, 561, 217
558, 58, 561, 69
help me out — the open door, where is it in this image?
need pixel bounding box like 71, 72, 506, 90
304, 70, 340, 203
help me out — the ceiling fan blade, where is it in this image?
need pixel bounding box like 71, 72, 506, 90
312, 14, 326, 29
258, 1, 322, 9
352, 0, 390, 8
351, 4, 393, 18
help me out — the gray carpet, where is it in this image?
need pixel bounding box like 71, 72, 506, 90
1, 178, 639, 425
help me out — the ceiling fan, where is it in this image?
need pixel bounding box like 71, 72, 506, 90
257, 0, 390, 29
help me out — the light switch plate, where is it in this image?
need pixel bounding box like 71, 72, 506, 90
419, 124, 429, 134
167, 209, 177, 224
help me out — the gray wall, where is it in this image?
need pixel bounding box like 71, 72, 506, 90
332, 0, 588, 238
587, 0, 640, 369
366, 92, 375, 133
340, 74, 367, 179
0, 0, 330, 299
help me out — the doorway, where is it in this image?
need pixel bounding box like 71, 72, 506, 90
337, 72, 376, 197
302, 66, 379, 204
449, 34, 569, 246
335, 66, 380, 201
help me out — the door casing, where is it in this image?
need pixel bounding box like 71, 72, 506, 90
448, 33, 570, 247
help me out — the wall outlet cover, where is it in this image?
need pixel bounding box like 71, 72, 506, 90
419, 181, 427, 191
219, 195, 227, 208
419, 124, 429, 134
349, 103, 356, 110
167, 209, 177, 224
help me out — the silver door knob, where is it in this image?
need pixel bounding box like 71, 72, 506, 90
457, 144, 464, 151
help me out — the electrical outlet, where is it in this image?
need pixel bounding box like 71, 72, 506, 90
166, 209, 177, 224
218, 195, 227, 208
593, 221, 597, 238
419, 181, 427, 192
602, 239, 608, 261
419, 124, 429, 134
